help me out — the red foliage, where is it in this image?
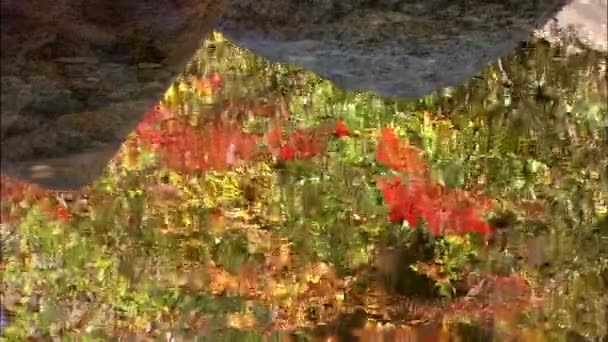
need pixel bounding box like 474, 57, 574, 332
135, 107, 261, 172
158, 122, 259, 172
377, 175, 492, 235
335, 119, 350, 138
279, 145, 295, 160
135, 105, 175, 149
375, 126, 493, 235
377, 176, 422, 227
137, 105, 344, 167
376, 127, 427, 175
55, 205, 70, 220
264, 122, 331, 161
288, 130, 324, 159
0, 176, 75, 223
1, 176, 50, 202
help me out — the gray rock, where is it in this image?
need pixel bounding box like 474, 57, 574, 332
218, 0, 571, 97
1, 0, 223, 189
536, 0, 607, 52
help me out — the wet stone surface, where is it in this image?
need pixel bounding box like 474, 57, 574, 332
219, 0, 571, 97
0, 0, 222, 189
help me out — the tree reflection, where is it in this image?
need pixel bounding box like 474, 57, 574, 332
1, 32, 606, 339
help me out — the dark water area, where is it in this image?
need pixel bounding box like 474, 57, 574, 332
1, 31, 607, 341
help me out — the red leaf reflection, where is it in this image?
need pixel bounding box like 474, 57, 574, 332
136, 108, 261, 172
376, 127, 427, 175
335, 119, 350, 138
159, 122, 259, 172
55, 205, 70, 220
375, 126, 493, 235
279, 145, 295, 160
377, 175, 492, 235
264, 122, 331, 161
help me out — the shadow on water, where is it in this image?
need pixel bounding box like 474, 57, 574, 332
1, 30, 607, 340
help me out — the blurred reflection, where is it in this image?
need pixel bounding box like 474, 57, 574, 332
1, 32, 606, 340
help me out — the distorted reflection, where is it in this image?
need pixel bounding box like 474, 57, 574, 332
1, 32, 606, 340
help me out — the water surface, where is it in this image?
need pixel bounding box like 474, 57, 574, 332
1, 32, 607, 341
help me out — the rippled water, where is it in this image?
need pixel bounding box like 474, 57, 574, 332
1, 32, 607, 340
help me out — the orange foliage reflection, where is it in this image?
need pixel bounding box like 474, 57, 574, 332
376, 127, 427, 175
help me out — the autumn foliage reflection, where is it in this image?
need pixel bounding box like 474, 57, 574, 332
375, 128, 493, 236
135, 104, 350, 171
135, 106, 260, 172
265, 121, 339, 161
134, 106, 492, 236
0, 176, 71, 222
376, 127, 427, 175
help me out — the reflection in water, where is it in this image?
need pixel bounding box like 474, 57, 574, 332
1, 32, 607, 340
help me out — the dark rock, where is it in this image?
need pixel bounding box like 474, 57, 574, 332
218, 0, 576, 97
1, 0, 223, 189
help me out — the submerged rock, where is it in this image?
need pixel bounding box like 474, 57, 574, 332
219, 0, 578, 97
1, 0, 222, 189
